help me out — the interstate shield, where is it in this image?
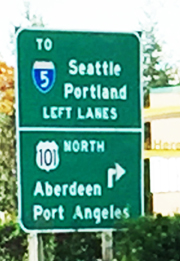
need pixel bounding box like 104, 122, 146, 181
32, 61, 56, 93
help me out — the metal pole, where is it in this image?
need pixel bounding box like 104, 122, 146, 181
28, 233, 38, 261
28, 233, 44, 261
101, 231, 113, 261
38, 234, 44, 261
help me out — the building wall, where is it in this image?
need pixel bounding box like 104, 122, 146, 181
147, 86, 180, 216
150, 157, 180, 193
151, 118, 180, 150
153, 192, 180, 216
150, 86, 180, 108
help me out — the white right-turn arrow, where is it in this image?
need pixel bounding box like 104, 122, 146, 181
107, 163, 126, 189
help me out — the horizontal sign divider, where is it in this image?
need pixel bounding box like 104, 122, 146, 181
18, 127, 142, 132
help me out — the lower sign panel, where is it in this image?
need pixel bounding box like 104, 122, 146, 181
18, 131, 142, 232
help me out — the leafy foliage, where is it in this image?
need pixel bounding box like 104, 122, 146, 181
142, 27, 175, 108
0, 220, 101, 261
114, 214, 180, 261
53, 232, 101, 261
0, 61, 16, 215
2, 216, 180, 261
0, 61, 14, 115
142, 27, 174, 89
42, 233, 56, 261
0, 113, 17, 215
0, 221, 28, 261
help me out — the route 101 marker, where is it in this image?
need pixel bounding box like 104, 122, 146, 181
16, 29, 143, 232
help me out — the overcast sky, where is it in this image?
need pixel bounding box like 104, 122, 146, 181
0, 0, 180, 67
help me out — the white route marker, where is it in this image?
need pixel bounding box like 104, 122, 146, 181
36, 140, 60, 172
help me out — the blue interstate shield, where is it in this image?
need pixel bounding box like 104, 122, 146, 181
32, 61, 56, 93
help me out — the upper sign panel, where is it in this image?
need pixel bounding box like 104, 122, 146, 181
17, 30, 141, 128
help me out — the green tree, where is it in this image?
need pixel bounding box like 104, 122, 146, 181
142, 27, 174, 108
23, 0, 46, 28
0, 62, 16, 216
0, 113, 16, 216
142, 27, 174, 88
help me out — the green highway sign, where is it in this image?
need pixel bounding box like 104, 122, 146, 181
16, 29, 143, 232
17, 30, 141, 128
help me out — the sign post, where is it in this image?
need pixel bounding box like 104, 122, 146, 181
102, 231, 113, 261
16, 29, 142, 249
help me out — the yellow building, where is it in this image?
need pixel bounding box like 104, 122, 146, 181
144, 85, 180, 216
